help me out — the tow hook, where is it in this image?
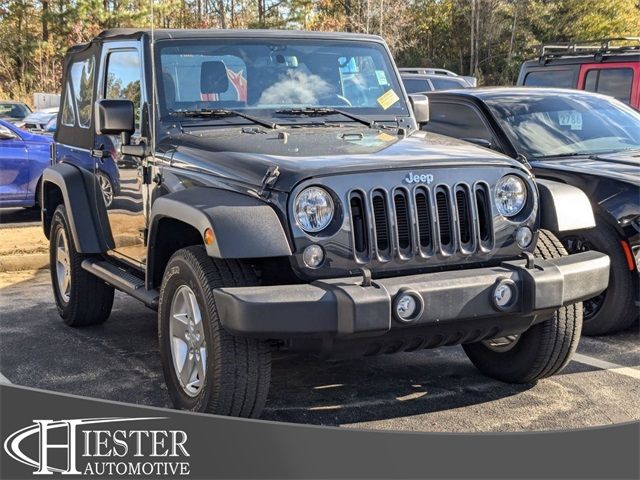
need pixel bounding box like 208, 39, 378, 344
359, 267, 372, 287
521, 251, 535, 269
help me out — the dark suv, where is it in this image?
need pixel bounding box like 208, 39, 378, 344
517, 37, 640, 109
42, 29, 609, 418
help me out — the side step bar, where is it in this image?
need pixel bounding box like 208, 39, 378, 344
82, 258, 159, 309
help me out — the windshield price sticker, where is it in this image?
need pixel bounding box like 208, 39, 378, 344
558, 110, 583, 130
377, 89, 400, 110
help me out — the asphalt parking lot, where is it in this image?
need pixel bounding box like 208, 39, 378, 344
0, 254, 638, 431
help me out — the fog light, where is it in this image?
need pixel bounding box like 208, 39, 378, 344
302, 244, 324, 268
394, 290, 423, 323
492, 279, 517, 311
516, 226, 533, 249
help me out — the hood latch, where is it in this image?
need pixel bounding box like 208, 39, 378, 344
259, 165, 280, 198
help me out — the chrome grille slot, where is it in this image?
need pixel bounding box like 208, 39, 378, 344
394, 190, 411, 253
348, 180, 495, 263
436, 188, 453, 252
371, 190, 391, 258
415, 187, 433, 253
475, 183, 494, 250
349, 191, 369, 262
456, 186, 474, 251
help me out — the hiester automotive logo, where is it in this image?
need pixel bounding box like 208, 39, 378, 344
3, 417, 191, 476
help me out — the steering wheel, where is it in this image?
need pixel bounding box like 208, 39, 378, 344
319, 94, 352, 107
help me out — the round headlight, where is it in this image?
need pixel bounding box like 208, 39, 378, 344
495, 175, 527, 217
294, 187, 335, 233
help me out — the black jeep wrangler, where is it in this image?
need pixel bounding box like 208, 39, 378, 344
43, 29, 610, 418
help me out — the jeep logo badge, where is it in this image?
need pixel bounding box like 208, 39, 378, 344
404, 172, 434, 185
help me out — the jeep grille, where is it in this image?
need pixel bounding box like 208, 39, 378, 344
348, 183, 494, 263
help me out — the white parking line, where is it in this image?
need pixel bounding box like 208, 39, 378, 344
572, 353, 640, 380
0, 371, 12, 384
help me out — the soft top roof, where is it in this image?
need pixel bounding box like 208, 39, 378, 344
66, 28, 386, 55
95, 28, 385, 42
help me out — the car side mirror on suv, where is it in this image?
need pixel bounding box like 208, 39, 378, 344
95, 99, 145, 157
95, 99, 135, 137
409, 94, 430, 125
0, 125, 17, 140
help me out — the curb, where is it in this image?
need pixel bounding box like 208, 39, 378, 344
0, 254, 49, 272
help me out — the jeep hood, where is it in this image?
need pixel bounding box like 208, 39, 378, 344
167, 126, 524, 192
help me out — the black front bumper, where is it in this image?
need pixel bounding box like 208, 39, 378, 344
213, 251, 609, 341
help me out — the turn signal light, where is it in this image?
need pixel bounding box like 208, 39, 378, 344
204, 228, 215, 245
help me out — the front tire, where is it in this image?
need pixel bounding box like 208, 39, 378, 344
462, 230, 582, 383
49, 204, 114, 326
561, 217, 638, 335
158, 246, 271, 418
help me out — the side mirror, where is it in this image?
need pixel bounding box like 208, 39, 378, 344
462, 137, 492, 149
95, 99, 135, 140
0, 130, 16, 140
409, 94, 429, 124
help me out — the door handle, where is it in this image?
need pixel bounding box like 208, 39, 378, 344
91, 148, 108, 159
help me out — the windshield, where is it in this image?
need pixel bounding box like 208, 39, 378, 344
0, 102, 30, 119
486, 93, 640, 158
157, 38, 408, 124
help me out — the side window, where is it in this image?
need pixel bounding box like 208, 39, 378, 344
430, 77, 464, 90
105, 50, 142, 129
584, 69, 598, 92
402, 78, 432, 94
523, 70, 574, 88
425, 102, 497, 147
62, 57, 95, 128
61, 84, 75, 126
584, 68, 633, 104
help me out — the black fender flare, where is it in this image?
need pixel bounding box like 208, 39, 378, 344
41, 163, 114, 253
536, 179, 596, 233
147, 187, 292, 280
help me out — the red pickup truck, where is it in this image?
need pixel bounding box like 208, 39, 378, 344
517, 37, 640, 109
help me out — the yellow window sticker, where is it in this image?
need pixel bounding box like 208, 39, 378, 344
377, 89, 400, 110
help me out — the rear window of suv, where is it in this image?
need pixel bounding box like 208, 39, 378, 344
584, 68, 633, 104
524, 69, 574, 88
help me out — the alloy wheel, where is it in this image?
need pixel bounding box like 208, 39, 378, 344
98, 173, 113, 208
55, 228, 71, 302
169, 285, 207, 397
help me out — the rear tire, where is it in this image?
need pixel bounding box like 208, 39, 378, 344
561, 217, 638, 335
49, 204, 114, 326
462, 230, 582, 383
158, 246, 271, 418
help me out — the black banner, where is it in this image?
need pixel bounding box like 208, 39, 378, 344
1, 384, 638, 479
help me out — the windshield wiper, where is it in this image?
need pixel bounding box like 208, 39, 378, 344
536, 152, 592, 160
170, 108, 278, 130
275, 107, 391, 129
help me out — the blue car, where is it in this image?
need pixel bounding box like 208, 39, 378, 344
0, 119, 51, 208
0, 118, 120, 209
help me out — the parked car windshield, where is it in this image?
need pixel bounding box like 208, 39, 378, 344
157, 38, 409, 122
0, 102, 31, 119
485, 92, 640, 158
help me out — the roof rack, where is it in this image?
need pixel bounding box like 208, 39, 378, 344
537, 37, 640, 58
398, 67, 459, 77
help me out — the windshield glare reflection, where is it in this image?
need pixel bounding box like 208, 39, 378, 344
158, 39, 408, 122
486, 94, 640, 158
